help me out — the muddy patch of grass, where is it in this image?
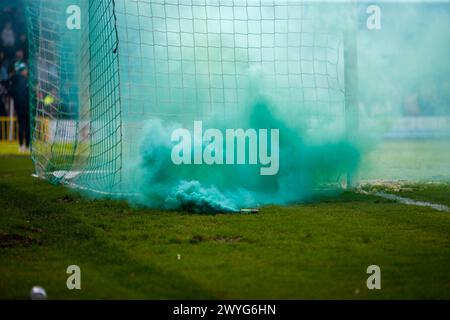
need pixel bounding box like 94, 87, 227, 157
190, 234, 243, 244
0, 231, 42, 248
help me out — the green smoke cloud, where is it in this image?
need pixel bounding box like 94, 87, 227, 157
120, 93, 360, 213
68, 1, 449, 211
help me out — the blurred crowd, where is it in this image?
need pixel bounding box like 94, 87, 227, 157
0, 2, 30, 152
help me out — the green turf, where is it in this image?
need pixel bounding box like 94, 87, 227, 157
0, 156, 449, 300
360, 139, 450, 181
0, 142, 29, 156
395, 184, 450, 207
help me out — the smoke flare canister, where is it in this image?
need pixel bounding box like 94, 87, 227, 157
240, 208, 259, 214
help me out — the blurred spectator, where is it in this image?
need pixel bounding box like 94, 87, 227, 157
1, 22, 15, 47
17, 34, 28, 60
14, 49, 25, 71
1, 22, 15, 60
9, 62, 30, 152
0, 79, 6, 117
0, 51, 8, 117
0, 51, 7, 81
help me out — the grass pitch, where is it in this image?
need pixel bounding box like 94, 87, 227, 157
0, 142, 28, 156
0, 155, 449, 299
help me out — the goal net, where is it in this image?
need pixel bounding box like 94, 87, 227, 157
26, 0, 355, 198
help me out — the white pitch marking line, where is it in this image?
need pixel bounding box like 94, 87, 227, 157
373, 192, 450, 213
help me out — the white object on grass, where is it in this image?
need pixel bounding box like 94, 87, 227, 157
240, 208, 259, 214
30, 286, 47, 300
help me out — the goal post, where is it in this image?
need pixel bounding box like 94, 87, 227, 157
343, 1, 360, 188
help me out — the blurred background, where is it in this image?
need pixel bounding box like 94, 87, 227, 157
0, 0, 29, 154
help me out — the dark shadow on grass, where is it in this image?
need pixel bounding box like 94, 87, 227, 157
0, 183, 218, 299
